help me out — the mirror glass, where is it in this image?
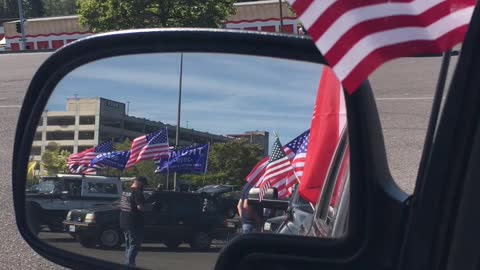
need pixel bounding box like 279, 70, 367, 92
25, 52, 349, 269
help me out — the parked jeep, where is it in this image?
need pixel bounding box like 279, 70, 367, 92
63, 191, 238, 250
26, 174, 123, 235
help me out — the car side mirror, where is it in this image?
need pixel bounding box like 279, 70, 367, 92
11, 28, 407, 270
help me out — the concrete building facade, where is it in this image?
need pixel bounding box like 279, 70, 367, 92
31, 98, 232, 161
226, 131, 270, 157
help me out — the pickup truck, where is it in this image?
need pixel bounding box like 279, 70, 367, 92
25, 174, 123, 235
63, 191, 238, 250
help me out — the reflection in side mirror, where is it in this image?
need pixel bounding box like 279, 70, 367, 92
23, 52, 350, 270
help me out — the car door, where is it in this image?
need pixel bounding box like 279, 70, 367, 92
168, 196, 199, 239
81, 179, 120, 209
36, 179, 65, 212
61, 177, 83, 210
143, 194, 169, 242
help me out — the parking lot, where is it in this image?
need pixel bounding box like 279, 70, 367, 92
40, 232, 223, 270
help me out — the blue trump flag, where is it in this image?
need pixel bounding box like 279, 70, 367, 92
155, 144, 209, 174
89, 151, 131, 171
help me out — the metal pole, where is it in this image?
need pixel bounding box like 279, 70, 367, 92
126, 101, 130, 115
17, 0, 26, 50
174, 53, 184, 191
166, 170, 169, 190
278, 0, 284, 32
415, 50, 452, 194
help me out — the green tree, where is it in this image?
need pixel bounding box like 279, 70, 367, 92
42, 0, 77, 16
0, 0, 47, 21
23, 0, 44, 18
41, 147, 71, 174
77, 0, 236, 33
183, 139, 263, 188
0, 0, 20, 21
114, 138, 132, 151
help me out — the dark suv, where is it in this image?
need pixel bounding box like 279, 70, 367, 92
63, 191, 237, 250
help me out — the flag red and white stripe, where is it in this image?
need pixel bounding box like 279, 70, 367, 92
258, 136, 294, 201
246, 149, 295, 198
246, 130, 309, 198
67, 149, 97, 166
288, 0, 475, 93
125, 128, 169, 169
66, 141, 112, 174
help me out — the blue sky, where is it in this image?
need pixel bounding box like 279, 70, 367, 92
51, 53, 325, 148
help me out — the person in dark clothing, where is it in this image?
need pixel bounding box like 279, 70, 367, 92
119, 176, 148, 267
237, 183, 263, 233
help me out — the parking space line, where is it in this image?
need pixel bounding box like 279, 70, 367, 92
375, 97, 434, 100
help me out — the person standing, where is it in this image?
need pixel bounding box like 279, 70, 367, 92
119, 176, 148, 267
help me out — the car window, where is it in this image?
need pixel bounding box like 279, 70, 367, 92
292, 189, 314, 213
63, 178, 82, 196
86, 182, 118, 195
34, 180, 56, 193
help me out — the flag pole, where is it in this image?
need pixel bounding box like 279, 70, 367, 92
166, 155, 170, 190
415, 50, 452, 191
203, 143, 210, 187
174, 53, 184, 191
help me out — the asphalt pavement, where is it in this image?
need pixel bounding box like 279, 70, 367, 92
39, 232, 222, 270
0, 52, 458, 269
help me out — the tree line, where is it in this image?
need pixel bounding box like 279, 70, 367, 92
1, 0, 277, 31
40, 138, 263, 189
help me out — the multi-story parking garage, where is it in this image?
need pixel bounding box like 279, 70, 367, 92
30, 97, 232, 161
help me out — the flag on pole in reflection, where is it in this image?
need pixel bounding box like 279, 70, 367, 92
125, 127, 170, 169
155, 144, 209, 174
257, 135, 293, 201
245, 129, 309, 199
67, 141, 113, 174
89, 151, 131, 171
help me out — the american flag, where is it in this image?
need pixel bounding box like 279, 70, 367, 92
125, 127, 170, 169
67, 141, 113, 174
258, 136, 294, 201
246, 130, 309, 198
287, 0, 475, 93
285, 131, 309, 194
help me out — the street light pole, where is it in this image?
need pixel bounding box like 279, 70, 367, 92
174, 53, 184, 191
17, 0, 26, 50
